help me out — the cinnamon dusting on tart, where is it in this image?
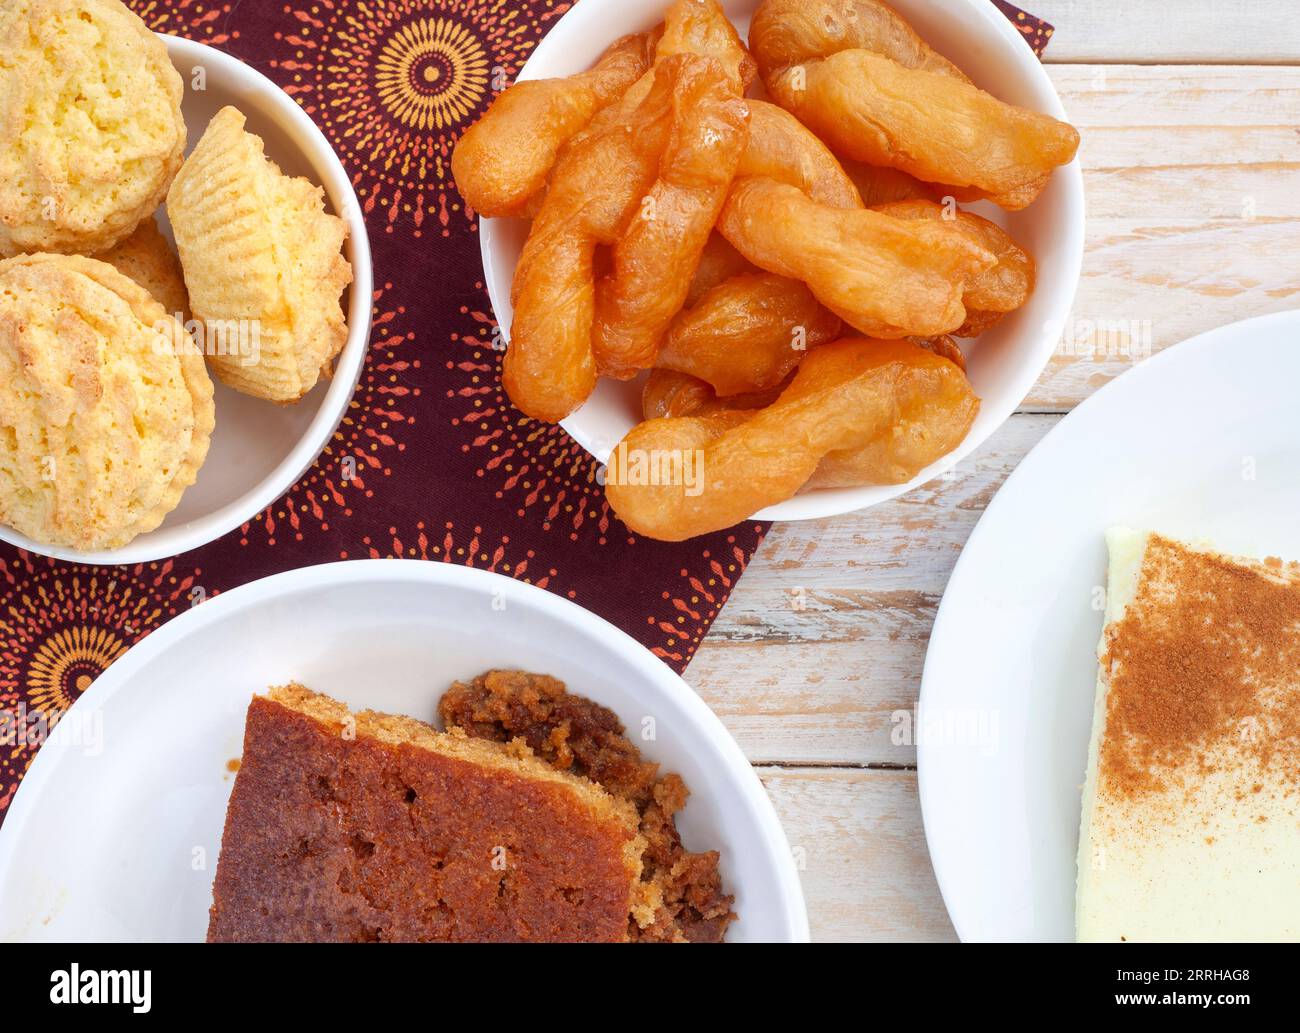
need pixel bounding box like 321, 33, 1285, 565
1098, 534, 1300, 802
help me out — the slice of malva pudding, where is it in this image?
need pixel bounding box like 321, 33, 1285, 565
207, 684, 648, 942
1076, 528, 1300, 942
439, 669, 736, 942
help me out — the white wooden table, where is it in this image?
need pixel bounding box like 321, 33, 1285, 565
686, 0, 1300, 941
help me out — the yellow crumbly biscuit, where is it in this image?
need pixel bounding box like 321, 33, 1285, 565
0, 253, 215, 552
93, 215, 191, 322
0, 0, 186, 257
167, 106, 352, 403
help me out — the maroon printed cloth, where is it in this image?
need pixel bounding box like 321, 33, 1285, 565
0, 0, 1053, 818
992, 0, 1056, 55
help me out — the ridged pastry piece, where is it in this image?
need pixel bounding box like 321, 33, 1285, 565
0, 0, 186, 257
0, 253, 214, 551
93, 216, 191, 322
167, 107, 352, 403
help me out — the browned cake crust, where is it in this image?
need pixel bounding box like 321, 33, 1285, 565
439, 670, 737, 942
207, 685, 644, 942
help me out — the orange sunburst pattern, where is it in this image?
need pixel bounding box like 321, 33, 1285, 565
0, 552, 203, 805
267, 0, 569, 237
132, 0, 240, 42
26, 626, 129, 719
374, 17, 490, 131
351, 520, 564, 594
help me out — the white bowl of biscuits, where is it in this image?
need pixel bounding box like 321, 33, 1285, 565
0, 0, 372, 564
467, 0, 1084, 540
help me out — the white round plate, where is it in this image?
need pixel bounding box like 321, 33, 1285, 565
0, 560, 808, 943
0, 36, 373, 566
479, 0, 1084, 522
918, 310, 1300, 942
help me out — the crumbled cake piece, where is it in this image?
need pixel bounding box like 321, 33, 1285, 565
439, 669, 737, 942
208, 684, 645, 942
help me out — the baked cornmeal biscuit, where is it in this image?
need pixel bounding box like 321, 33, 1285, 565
0, 254, 215, 552
94, 216, 191, 322
167, 106, 352, 403
0, 0, 186, 257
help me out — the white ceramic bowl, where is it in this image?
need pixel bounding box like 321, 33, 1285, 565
480, 0, 1084, 522
0, 559, 809, 942
0, 36, 373, 566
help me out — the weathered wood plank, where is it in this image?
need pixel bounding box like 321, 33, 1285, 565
1029, 65, 1300, 409
1033, 1, 1300, 65
759, 767, 957, 942
689, 415, 1058, 765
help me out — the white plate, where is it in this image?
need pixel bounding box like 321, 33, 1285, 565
479, 0, 1084, 522
918, 310, 1300, 941
0, 36, 373, 565
0, 560, 807, 942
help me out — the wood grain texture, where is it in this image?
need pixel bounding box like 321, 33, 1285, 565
1029, 65, 1300, 409
1032, 1, 1300, 65
760, 768, 957, 942
688, 414, 1057, 766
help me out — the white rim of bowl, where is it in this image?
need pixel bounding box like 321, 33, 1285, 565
0, 558, 811, 942
0, 35, 374, 566
477, 0, 1085, 524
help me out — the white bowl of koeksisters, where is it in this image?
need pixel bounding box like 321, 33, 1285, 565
478, 0, 1085, 523
0, 35, 372, 566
